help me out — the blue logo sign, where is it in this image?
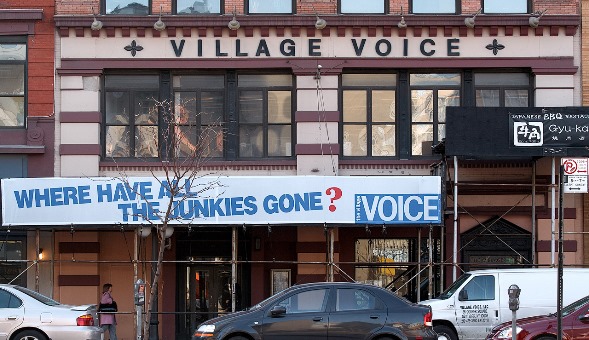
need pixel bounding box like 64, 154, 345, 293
355, 194, 441, 224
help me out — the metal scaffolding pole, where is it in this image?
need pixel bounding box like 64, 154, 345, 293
551, 157, 556, 266
532, 162, 536, 265
231, 226, 237, 312
453, 156, 459, 281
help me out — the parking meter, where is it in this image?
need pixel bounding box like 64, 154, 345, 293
508, 284, 521, 311
508, 284, 521, 340
135, 279, 146, 306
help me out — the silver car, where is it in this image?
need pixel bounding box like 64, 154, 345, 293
0, 284, 103, 340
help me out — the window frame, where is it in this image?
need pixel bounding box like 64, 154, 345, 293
237, 74, 295, 159
338, 0, 388, 14
409, 73, 461, 157
173, 0, 224, 15
172, 74, 226, 159
245, 0, 296, 14
409, 0, 460, 14
102, 74, 161, 160
474, 71, 532, 107
340, 73, 397, 159
0, 36, 27, 129
102, 0, 152, 15
482, 0, 531, 14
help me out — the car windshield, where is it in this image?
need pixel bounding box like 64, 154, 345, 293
12, 286, 61, 306
562, 294, 589, 317
437, 274, 471, 300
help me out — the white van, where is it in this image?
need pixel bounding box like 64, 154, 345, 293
421, 268, 589, 340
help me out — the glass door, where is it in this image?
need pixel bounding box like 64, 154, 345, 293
181, 265, 232, 338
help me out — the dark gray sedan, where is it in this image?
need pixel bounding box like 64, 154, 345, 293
193, 281, 436, 340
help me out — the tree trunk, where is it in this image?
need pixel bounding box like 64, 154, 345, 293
142, 227, 167, 340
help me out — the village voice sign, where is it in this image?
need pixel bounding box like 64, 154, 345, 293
1, 176, 442, 226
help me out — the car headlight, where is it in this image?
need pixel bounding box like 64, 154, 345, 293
194, 324, 215, 337
496, 326, 522, 339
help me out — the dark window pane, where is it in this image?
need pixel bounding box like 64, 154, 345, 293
484, 0, 528, 13
0, 44, 26, 61
343, 91, 366, 122
105, 75, 159, 89
176, 0, 221, 14
106, 92, 130, 124
0, 65, 24, 95
105, 0, 149, 14
268, 125, 291, 156
175, 92, 198, 125
134, 91, 158, 125
412, 124, 433, 156
175, 125, 199, 157
474, 73, 529, 86
343, 125, 367, 156
462, 275, 495, 300
248, 0, 293, 14
106, 126, 131, 157
372, 90, 395, 122
342, 74, 396, 87
201, 126, 224, 157
238, 74, 292, 87
239, 125, 263, 157
410, 74, 461, 86
239, 91, 264, 123
372, 125, 395, 156
411, 90, 433, 122
476, 89, 500, 107
173, 75, 225, 89
268, 91, 291, 124
201, 91, 224, 124
0, 97, 24, 127
0, 290, 16, 308
340, 0, 384, 13
412, 0, 456, 13
505, 90, 528, 107
135, 126, 158, 157
438, 89, 460, 123
336, 289, 378, 311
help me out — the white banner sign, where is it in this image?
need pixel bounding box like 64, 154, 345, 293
562, 158, 589, 193
1, 176, 442, 226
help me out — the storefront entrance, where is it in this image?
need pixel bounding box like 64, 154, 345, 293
177, 264, 233, 338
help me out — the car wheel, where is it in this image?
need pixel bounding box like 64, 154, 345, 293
12, 330, 48, 340
227, 336, 249, 340
434, 325, 457, 340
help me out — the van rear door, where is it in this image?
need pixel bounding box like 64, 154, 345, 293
454, 273, 499, 339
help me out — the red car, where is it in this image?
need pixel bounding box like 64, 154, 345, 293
486, 294, 589, 340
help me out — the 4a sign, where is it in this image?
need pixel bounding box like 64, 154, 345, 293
1, 176, 442, 226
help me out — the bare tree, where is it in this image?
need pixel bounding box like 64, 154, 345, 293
106, 96, 224, 339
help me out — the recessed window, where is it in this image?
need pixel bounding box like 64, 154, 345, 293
237, 74, 293, 158
410, 74, 460, 156
0, 42, 26, 128
339, 0, 385, 14
104, 0, 150, 15
173, 75, 225, 158
104, 75, 160, 158
247, 0, 294, 14
342, 74, 396, 157
483, 0, 529, 14
411, 0, 458, 14
175, 0, 222, 14
475, 73, 530, 107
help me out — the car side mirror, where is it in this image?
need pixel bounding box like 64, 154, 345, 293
458, 290, 468, 301
270, 305, 287, 317
579, 313, 589, 323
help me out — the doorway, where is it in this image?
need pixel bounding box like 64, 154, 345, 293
178, 264, 233, 338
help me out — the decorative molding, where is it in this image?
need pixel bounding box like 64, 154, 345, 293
61, 111, 102, 123
60, 144, 101, 156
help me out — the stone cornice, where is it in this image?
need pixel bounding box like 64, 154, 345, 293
55, 14, 580, 37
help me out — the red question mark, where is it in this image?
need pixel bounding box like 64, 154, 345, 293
325, 187, 343, 212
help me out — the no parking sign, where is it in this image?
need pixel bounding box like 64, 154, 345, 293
562, 158, 588, 193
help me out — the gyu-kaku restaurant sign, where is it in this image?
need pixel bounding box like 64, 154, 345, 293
1, 176, 442, 226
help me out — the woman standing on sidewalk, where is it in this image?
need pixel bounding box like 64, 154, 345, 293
100, 283, 117, 340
